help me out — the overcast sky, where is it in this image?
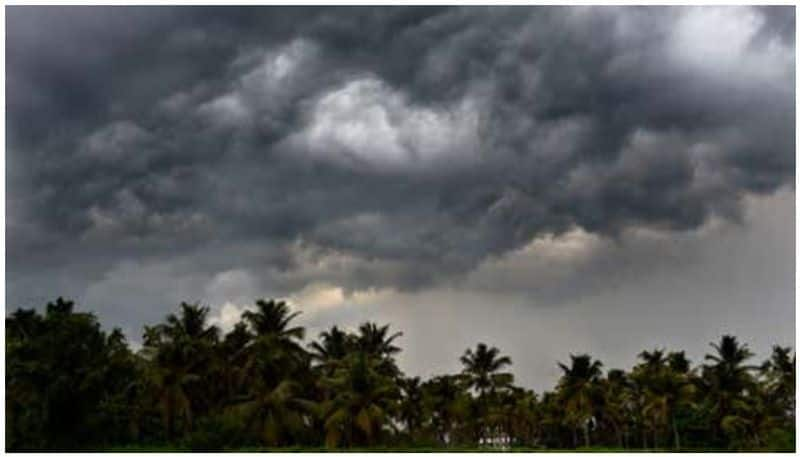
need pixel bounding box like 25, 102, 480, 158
6, 6, 795, 391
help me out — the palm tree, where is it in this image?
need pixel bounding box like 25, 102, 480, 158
228, 300, 313, 446
310, 325, 355, 371
599, 369, 632, 448
212, 322, 253, 409
238, 299, 308, 388
145, 357, 198, 441
318, 353, 399, 447
398, 376, 424, 438
354, 322, 403, 377
664, 351, 695, 450
668, 351, 691, 374
496, 387, 538, 447
761, 345, 795, 424
460, 343, 514, 398
633, 349, 694, 449
234, 374, 309, 446
701, 335, 757, 447
242, 299, 304, 342
557, 354, 603, 448
355, 322, 402, 357
142, 302, 219, 440
460, 343, 513, 444
423, 374, 469, 446
512, 388, 539, 447
162, 302, 220, 343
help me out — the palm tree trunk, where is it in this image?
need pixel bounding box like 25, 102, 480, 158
583, 421, 590, 448
613, 422, 623, 448
163, 393, 175, 442
672, 414, 681, 450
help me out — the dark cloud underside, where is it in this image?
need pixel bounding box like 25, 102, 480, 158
6, 7, 795, 362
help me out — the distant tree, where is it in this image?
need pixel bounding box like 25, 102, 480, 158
423, 374, 470, 446
318, 353, 399, 447
557, 354, 603, 448
700, 335, 757, 448
142, 302, 219, 441
5, 298, 796, 451
460, 343, 514, 399
398, 376, 424, 438
6, 298, 137, 450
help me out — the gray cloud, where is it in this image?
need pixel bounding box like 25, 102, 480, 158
6, 7, 795, 369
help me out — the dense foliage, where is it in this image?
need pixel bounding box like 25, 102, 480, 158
6, 298, 795, 451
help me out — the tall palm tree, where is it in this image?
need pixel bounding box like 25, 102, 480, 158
354, 322, 403, 376
460, 343, 513, 444
664, 351, 695, 450
668, 351, 691, 374
234, 373, 310, 446
509, 388, 539, 447
162, 302, 219, 343
242, 300, 305, 342
232, 300, 312, 445
142, 302, 219, 441
599, 369, 632, 448
356, 322, 402, 358
398, 376, 424, 438
239, 299, 308, 386
701, 335, 757, 447
310, 326, 354, 370
145, 358, 198, 441
634, 349, 694, 449
460, 343, 513, 398
423, 374, 470, 446
214, 322, 253, 408
318, 353, 399, 447
761, 345, 795, 424
557, 354, 603, 448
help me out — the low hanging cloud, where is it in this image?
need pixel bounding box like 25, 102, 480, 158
6, 7, 795, 345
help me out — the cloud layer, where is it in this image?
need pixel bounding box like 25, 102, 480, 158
7, 7, 795, 380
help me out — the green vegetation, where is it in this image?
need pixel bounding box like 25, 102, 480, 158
6, 297, 795, 451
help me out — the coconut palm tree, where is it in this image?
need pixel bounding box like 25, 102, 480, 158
512, 388, 540, 447
599, 369, 632, 448
761, 345, 795, 424
460, 343, 514, 398
142, 302, 220, 440
318, 353, 399, 447
310, 325, 355, 371
460, 343, 514, 444
423, 374, 470, 446
355, 323, 402, 357
238, 299, 308, 389
243, 300, 304, 342
234, 372, 309, 446
701, 335, 758, 447
398, 376, 425, 439
557, 354, 603, 448
354, 322, 403, 377
633, 349, 694, 449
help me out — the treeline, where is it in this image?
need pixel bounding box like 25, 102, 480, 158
6, 297, 795, 451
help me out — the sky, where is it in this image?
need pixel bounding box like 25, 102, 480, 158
6, 6, 796, 391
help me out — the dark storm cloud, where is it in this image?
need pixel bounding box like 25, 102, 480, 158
6, 7, 795, 325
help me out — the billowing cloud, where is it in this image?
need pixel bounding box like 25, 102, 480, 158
6, 7, 795, 386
